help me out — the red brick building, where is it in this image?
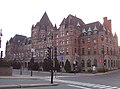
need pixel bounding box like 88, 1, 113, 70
5, 12, 120, 72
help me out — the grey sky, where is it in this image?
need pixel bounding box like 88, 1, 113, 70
0, 0, 120, 56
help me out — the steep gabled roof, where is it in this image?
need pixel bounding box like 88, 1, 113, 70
60, 14, 85, 28
35, 12, 53, 29
9, 34, 27, 45
82, 21, 103, 31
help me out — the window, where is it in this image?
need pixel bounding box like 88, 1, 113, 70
88, 32, 92, 35
87, 59, 91, 67
94, 50, 96, 54
56, 34, 58, 38
81, 39, 85, 43
75, 48, 76, 53
87, 38, 90, 43
60, 48, 64, 54
88, 47, 90, 55
66, 39, 69, 44
62, 40, 64, 45
74, 39, 76, 43
108, 60, 110, 67
61, 32, 64, 37
111, 60, 113, 67
56, 41, 58, 45
66, 31, 69, 35
110, 48, 112, 55
81, 60, 85, 67
101, 35, 104, 41
93, 39, 97, 44
101, 45, 104, 54
66, 48, 69, 55
107, 47, 109, 54
94, 31, 98, 34
82, 48, 85, 55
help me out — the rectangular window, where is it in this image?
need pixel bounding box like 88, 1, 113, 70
66, 31, 69, 35
94, 51, 96, 54
75, 48, 76, 53
88, 47, 90, 55
81, 39, 85, 43
56, 34, 58, 38
61, 32, 64, 37
101, 35, 104, 41
66, 39, 69, 44
82, 48, 85, 55
56, 41, 58, 45
66, 48, 69, 55
93, 39, 97, 44
87, 38, 90, 43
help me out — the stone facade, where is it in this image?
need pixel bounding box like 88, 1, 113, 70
5, 12, 120, 72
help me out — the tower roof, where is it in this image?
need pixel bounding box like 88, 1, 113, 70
60, 14, 85, 27
35, 12, 53, 29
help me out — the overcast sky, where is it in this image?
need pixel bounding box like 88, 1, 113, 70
0, 0, 120, 56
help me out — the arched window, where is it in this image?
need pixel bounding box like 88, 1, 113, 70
114, 60, 116, 67
108, 60, 110, 67
87, 59, 91, 67
81, 60, 85, 67
111, 60, 113, 67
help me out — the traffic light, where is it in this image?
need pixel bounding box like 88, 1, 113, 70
54, 47, 57, 59
47, 47, 51, 60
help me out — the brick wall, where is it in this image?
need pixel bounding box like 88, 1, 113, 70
0, 67, 12, 76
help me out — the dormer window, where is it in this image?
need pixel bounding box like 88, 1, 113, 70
93, 26, 98, 31
88, 32, 92, 35
82, 28, 86, 33
87, 27, 92, 35
88, 27, 92, 32
77, 22, 80, 27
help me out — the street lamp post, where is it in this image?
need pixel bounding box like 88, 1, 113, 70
51, 46, 54, 84
73, 60, 76, 74
30, 48, 35, 76
20, 60, 22, 75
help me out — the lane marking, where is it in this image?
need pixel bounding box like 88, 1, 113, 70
45, 78, 120, 89
68, 84, 92, 89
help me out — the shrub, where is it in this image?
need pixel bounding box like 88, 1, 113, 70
97, 68, 108, 73
0, 59, 11, 67
64, 59, 71, 72
87, 69, 92, 73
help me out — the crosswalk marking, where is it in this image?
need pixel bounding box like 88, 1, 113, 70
45, 78, 120, 89
68, 84, 92, 89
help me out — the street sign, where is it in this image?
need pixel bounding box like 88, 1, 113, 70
60, 55, 64, 61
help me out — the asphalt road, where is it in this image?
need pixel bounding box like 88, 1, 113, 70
2, 69, 120, 89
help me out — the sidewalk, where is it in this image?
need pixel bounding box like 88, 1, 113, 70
0, 75, 58, 89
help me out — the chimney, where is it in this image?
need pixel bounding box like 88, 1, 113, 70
103, 17, 112, 33
108, 19, 112, 33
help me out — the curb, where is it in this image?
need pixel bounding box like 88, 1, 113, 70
0, 83, 59, 89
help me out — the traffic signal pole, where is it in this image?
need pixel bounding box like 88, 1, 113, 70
47, 47, 54, 84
